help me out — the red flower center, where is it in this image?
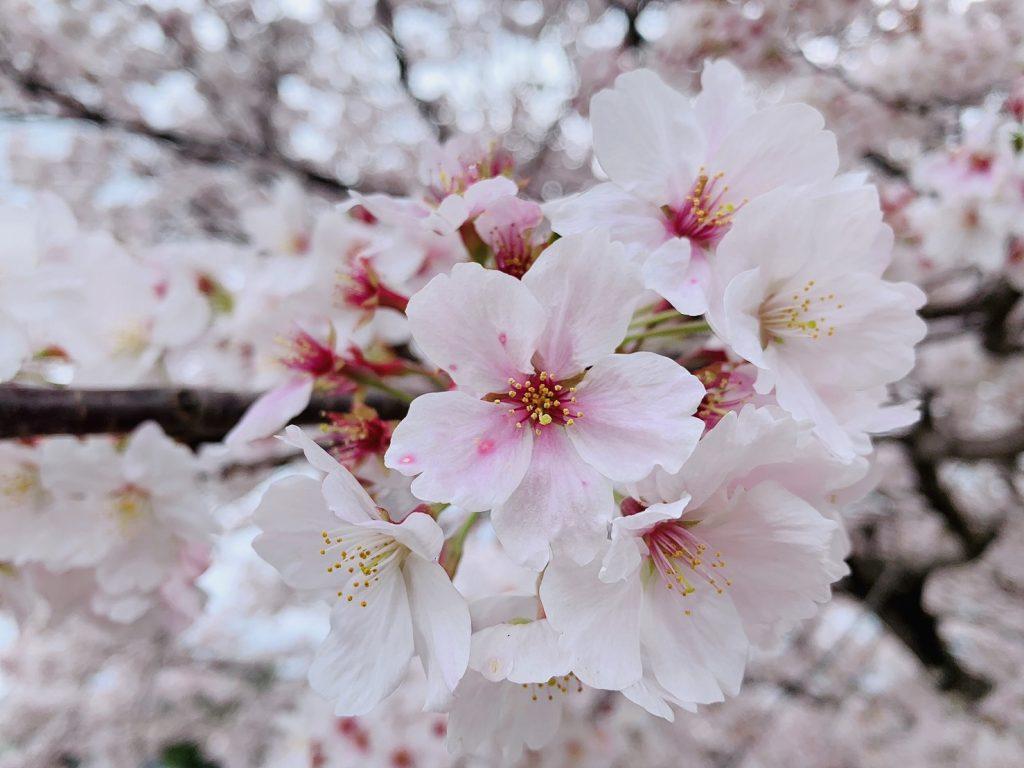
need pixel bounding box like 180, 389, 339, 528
663, 169, 745, 248
488, 371, 583, 435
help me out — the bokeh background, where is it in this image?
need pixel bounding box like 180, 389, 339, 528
1, 0, 1024, 766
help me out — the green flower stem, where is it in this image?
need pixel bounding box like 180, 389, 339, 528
620, 320, 711, 346
629, 308, 684, 328
347, 373, 415, 404
441, 512, 480, 579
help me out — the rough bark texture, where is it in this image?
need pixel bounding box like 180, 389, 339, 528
0, 386, 406, 445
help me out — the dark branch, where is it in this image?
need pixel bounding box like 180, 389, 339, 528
374, 0, 447, 142
841, 557, 991, 700
0, 386, 408, 446
862, 151, 909, 180
609, 0, 649, 49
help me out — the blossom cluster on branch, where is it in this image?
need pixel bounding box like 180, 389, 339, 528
3, 2, 1024, 766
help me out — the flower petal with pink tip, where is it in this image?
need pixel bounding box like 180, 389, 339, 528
385, 391, 533, 512
224, 376, 314, 446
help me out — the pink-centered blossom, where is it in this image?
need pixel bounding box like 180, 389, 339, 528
541, 407, 855, 717
384, 232, 706, 569
546, 60, 839, 315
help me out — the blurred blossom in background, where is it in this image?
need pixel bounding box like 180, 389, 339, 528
1, 0, 1024, 766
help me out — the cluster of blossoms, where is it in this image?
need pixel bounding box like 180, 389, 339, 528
0, 59, 930, 764
896, 94, 1024, 289
7, 0, 1024, 760
233, 60, 924, 762
0, 423, 213, 626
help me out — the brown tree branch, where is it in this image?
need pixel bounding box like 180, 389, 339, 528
0, 386, 407, 446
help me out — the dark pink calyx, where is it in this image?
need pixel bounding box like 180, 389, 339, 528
339, 257, 409, 313
620, 497, 645, 517
324, 404, 394, 468
281, 331, 338, 377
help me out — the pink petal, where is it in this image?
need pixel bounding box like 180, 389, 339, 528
405, 263, 545, 395
224, 376, 314, 446
522, 231, 642, 379
568, 353, 705, 483
491, 427, 614, 569
385, 391, 533, 512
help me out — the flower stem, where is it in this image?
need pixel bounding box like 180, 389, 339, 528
620, 320, 711, 346
348, 373, 415, 404
441, 512, 480, 579
629, 308, 684, 328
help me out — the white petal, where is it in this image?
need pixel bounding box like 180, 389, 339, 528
710, 103, 838, 203
252, 475, 354, 590
321, 470, 378, 525
699, 482, 839, 645
569, 353, 706, 483
522, 231, 642, 378
642, 579, 748, 706
308, 570, 415, 716
540, 552, 643, 691
404, 555, 471, 710
385, 511, 445, 562
693, 59, 755, 155
224, 377, 314, 446
642, 237, 711, 317
470, 619, 571, 684
445, 674, 504, 757
543, 183, 666, 253
591, 69, 706, 204
461, 176, 518, 217
622, 676, 677, 721
405, 262, 545, 394
491, 428, 613, 570
280, 424, 343, 475
385, 391, 533, 512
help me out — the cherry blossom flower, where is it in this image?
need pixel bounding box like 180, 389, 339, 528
547, 60, 839, 314
15, 423, 216, 622
385, 232, 706, 568
446, 594, 577, 761
702, 182, 927, 457
473, 195, 549, 279
352, 136, 519, 237
541, 407, 851, 716
252, 426, 470, 715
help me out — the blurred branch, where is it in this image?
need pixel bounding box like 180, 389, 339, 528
0, 47, 357, 196
374, 0, 447, 142
0, 386, 407, 446
862, 150, 909, 180
842, 557, 991, 700
608, 0, 650, 49
791, 46, 993, 118
900, 394, 997, 557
